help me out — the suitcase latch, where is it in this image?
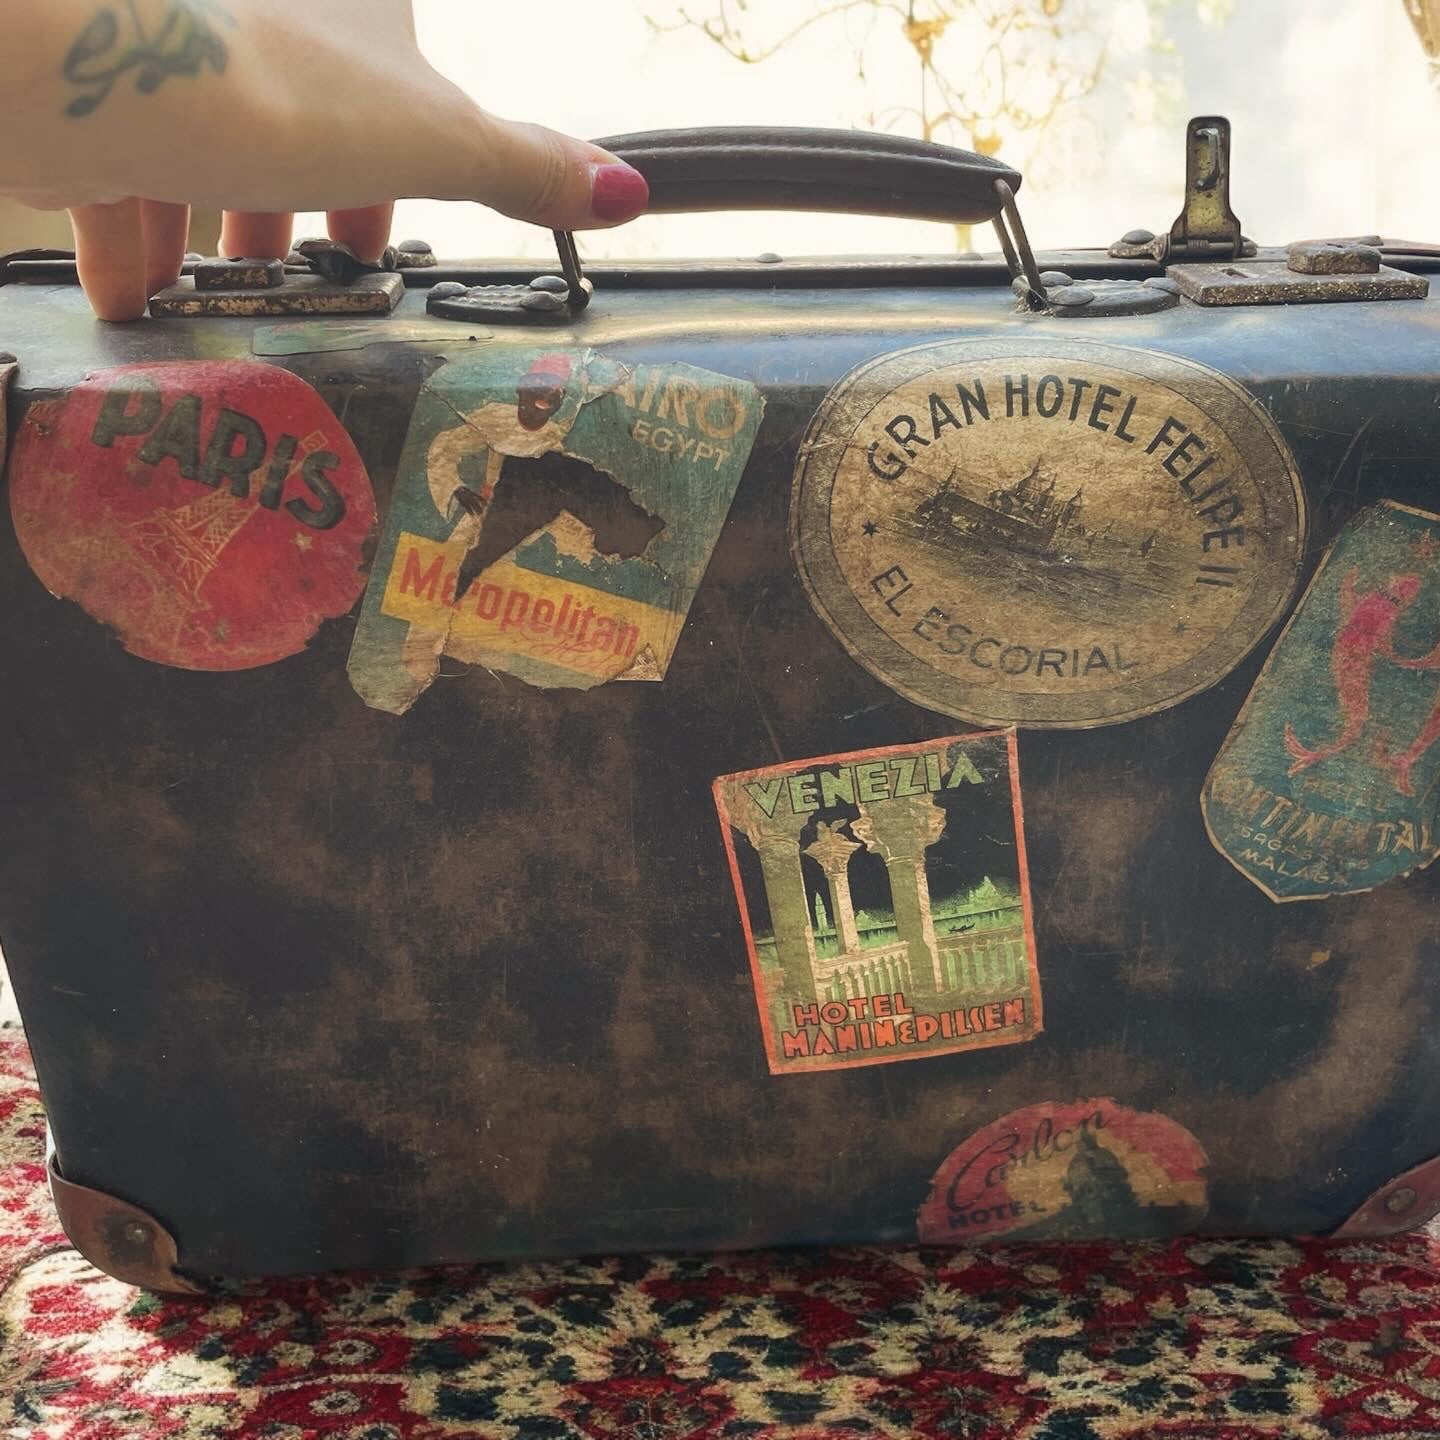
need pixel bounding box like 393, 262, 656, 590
149, 239, 407, 318
1167, 240, 1430, 306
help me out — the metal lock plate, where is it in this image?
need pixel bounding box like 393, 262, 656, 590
150, 240, 405, 318
1169, 254, 1430, 306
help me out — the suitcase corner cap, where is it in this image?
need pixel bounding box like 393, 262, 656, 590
1331, 1154, 1440, 1240
47, 1154, 203, 1294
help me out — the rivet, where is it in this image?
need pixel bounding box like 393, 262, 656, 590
1048, 285, 1096, 308
397, 239, 433, 255
429, 281, 469, 300
528, 274, 569, 293
1385, 1186, 1418, 1215
1122, 228, 1156, 245
1038, 270, 1073, 287
123, 1221, 149, 1245
755, 252, 784, 264
519, 289, 567, 312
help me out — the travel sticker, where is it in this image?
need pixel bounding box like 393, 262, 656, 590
8, 361, 375, 671
917, 1099, 1209, 1244
1203, 502, 1440, 902
790, 337, 1307, 728
713, 731, 1041, 1076
347, 348, 762, 712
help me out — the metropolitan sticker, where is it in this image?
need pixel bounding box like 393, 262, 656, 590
348, 347, 762, 712
791, 338, 1306, 727
917, 1099, 1209, 1244
713, 731, 1041, 1076
1203, 501, 1440, 901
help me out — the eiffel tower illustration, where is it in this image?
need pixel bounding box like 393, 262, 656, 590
126, 430, 327, 602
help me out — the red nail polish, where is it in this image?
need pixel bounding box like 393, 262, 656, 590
590, 163, 649, 222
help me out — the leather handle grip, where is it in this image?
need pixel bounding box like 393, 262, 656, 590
592, 127, 1022, 224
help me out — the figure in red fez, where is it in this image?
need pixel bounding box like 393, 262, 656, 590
1284, 570, 1424, 776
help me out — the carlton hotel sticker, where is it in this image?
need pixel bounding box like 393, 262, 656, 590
349, 348, 761, 712
713, 732, 1041, 1075
790, 338, 1306, 728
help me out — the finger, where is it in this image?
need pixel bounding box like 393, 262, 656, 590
327, 203, 394, 264
140, 199, 190, 297
68, 199, 147, 322
220, 212, 294, 260
467, 114, 647, 230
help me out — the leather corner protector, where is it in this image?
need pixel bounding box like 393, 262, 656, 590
48, 1154, 204, 1293
0, 354, 16, 478
1332, 1154, 1440, 1238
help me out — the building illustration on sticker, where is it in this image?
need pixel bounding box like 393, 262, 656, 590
713, 732, 1042, 1075
347, 346, 763, 712
916, 1099, 1209, 1245
1204, 501, 1440, 901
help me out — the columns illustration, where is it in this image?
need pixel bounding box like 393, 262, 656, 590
851, 794, 948, 999
722, 784, 818, 1005
804, 821, 862, 954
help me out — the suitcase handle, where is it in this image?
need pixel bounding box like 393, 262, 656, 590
593, 126, 1021, 224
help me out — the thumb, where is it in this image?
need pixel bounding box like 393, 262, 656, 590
463, 111, 648, 231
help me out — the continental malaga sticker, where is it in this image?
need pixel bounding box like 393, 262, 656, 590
917, 1099, 1209, 1244
790, 337, 1307, 728
347, 348, 762, 712
713, 731, 1041, 1076
1203, 502, 1440, 901
8, 361, 375, 670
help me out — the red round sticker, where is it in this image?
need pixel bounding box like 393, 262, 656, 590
917, 1098, 1209, 1245
9, 361, 375, 671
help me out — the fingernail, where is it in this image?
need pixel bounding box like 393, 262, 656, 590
590, 162, 648, 223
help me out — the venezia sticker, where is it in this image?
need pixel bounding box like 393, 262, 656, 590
347, 348, 762, 712
1203, 502, 1440, 901
790, 337, 1307, 728
713, 731, 1041, 1076
8, 361, 375, 670
917, 1099, 1210, 1244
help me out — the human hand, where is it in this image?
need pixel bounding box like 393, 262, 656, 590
3, 1, 649, 320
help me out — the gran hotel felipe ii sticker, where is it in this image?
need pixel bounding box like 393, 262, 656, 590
713, 731, 1041, 1076
348, 347, 762, 712
1204, 502, 1440, 901
791, 338, 1307, 728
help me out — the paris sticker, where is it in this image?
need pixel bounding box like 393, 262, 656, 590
916, 1099, 1210, 1244
347, 347, 762, 713
712, 731, 1041, 1076
1203, 502, 1440, 902
8, 361, 376, 670
790, 337, 1307, 728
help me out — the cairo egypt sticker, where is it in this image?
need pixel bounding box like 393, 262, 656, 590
1204, 501, 1440, 901
790, 337, 1306, 727
713, 731, 1041, 1076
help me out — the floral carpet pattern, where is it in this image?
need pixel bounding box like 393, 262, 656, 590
4, 1034, 1440, 1440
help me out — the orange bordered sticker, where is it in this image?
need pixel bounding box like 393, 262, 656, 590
9, 361, 375, 671
713, 730, 1041, 1076
917, 1099, 1210, 1244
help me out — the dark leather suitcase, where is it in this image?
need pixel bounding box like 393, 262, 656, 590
2, 121, 1438, 1291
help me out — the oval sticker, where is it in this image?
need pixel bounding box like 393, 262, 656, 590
9, 361, 375, 671
917, 1097, 1209, 1244
791, 338, 1307, 728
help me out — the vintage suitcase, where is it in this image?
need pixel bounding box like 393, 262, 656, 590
2, 121, 1439, 1291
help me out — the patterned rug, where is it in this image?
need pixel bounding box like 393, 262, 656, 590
4, 1034, 1440, 1439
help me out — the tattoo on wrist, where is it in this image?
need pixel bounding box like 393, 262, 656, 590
62, 1, 235, 118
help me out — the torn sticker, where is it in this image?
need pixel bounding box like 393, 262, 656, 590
917, 1099, 1209, 1244
347, 347, 762, 711
1203, 501, 1440, 902
8, 361, 375, 671
713, 731, 1042, 1076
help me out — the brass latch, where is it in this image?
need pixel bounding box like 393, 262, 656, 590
1169, 239, 1429, 306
